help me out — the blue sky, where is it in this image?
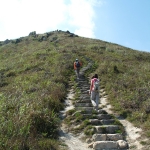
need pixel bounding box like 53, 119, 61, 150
0, 0, 150, 52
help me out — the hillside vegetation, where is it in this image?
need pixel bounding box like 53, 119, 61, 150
0, 30, 150, 149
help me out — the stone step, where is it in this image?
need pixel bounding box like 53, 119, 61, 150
80, 86, 89, 89
77, 81, 88, 84
97, 114, 112, 120
100, 119, 115, 125
76, 107, 93, 112
89, 119, 115, 125
89, 119, 102, 125
92, 134, 123, 141
81, 109, 107, 115
80, 87, 89, 90
81, 91, 89, 94
94, 125, 119, 134
75, 102, 93, 107
79, 95, 90, 100
76, 99, 91, 103
92, 140, 128, 150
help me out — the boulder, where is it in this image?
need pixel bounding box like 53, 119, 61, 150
117, 140, 128, 149
29, 31, 36, 37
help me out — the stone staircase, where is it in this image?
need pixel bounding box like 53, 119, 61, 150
65, 61, 129, 150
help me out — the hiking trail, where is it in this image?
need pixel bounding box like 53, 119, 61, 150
59, 60, 148, 150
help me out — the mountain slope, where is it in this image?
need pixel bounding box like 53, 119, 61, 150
0, 30, 150, 149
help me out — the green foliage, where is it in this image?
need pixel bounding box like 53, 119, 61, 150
84, 125, 95, 135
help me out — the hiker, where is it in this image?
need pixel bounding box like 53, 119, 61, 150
89, 74, 100, 111
74, 58, 82, 79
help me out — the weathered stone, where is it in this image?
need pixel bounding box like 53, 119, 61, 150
15, 38, 21, 44
89, 119, 101, 125
75, 103, 92, 107
117, 140, 128, 149
97, 114, 112, 119
29, 31, 36, 37
94, 125, 119, 134
3, 39, 11, 44
92, 134, 107, 141
76, 107, 93, 112
93, 141, 118, 149
100, 119, 115, 125
76, 100, 91, 103
107, 134, 123, 141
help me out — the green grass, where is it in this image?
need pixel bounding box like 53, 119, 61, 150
0, 30, 150, 148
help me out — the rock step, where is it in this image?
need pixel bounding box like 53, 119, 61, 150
97, 114, 112, 119
77, 81, 88, 84
91, 140, 128, 150
76, 99, 91, 103
82, 113, 112, 119
89, 119, 115, 125
80, 88, 89, 91
80, 91, 89, 94
79, 95, 90, 100
94, 125, 119, 134
76, 106, 93, 112
82, 110, 107, 117
75, 102, 93, 107
76, 108, 109, 115
92, 133, 123, 141
79, 86, 89, 89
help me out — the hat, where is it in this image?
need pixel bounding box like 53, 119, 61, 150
76, 58, 78, 61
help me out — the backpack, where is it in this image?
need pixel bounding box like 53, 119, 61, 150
93, 79, 100, 92
75, 61, 80, 68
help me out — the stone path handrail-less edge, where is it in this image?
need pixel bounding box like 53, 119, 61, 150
59, 58, 129, 150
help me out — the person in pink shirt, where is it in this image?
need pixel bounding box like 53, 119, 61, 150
89, 74, 100, 111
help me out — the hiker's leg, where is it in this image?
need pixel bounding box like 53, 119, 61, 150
76, 68, 80, 78
95, 93, 99, 110
75, 69, 78, 77
91, 91, 96, 108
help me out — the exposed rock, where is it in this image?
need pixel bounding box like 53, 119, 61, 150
107, 134, 123, 141
92, 134, 107, 141
29, 31, 36, 37
3, 39, 11, 45
117, 140, 128, 149
93, 141, 118, 149
15, 38, 21, 44
66, 30, 70, 33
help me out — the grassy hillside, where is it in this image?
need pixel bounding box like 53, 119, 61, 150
0, 30, 150, 149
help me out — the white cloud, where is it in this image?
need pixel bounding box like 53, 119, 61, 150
0, 0, 67, 40
75, 28, 95, 38
0, 0, 101, 40
67, 0, 96, 38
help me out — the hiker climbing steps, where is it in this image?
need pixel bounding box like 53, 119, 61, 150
63, 62, 129, 149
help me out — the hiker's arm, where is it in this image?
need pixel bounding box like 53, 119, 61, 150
74, 62, 76, 70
